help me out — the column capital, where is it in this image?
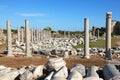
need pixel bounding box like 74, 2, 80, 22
106, 12, 112, 18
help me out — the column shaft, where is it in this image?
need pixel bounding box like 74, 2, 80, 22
84, 18, 90, 59
7, 20, 13, 56
25, 20, 32, 57
106, 12, 112, 60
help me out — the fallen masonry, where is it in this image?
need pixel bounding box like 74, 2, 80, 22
0, 58, 119, 80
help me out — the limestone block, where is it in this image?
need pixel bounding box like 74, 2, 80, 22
86, 66, 99, 77
32, 65, 44, 79
0, 67, 11, 74
0, 70, 19, 80
18, 67, 26, 74
83, 77, 103, 80
45, 58, 66, 71
103, 64, 120, 80
70, 64, 85, 76
68, 70, 83, 80
52, 77, 67, 80
19, 70, 33, 80
52, 66, 68, 79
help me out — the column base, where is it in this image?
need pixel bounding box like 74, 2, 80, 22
26, 54, 32, 57
7, 54, 14, 57
84, 56, 90, 59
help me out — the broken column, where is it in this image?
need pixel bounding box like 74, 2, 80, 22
33, 28, 36, 42
83, 66, 103, 80
84, 18, 90, 59
106, 12, 112, 60
68, 64, 85, 80
17, 28, 20, 43
25, 19, 32, 57
21, 27, 24, 43
36, 27, 39, 42
31, 29, 33, 42
6, 20, 13, 57
103, 64, 120, 80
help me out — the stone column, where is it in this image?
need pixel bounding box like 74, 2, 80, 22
106, 12, 112, 60
49, 30, 51, 39
6, 20, 13, 57
36, 27, 39, 42
38, 29, 41, 42
93, 30, 95, 37
97, 29, 99, 39
17, 28, 20, 42
33, 28, 35, 42
25, 19, 32, 57
39, 28, 41, 41
31, 29, 33, 42
84, 18, 90, 59
21, 27, 24, 43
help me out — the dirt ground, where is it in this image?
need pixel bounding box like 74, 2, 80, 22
0, 53, 107, 69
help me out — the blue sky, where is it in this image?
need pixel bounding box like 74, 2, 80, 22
0, 0, 120, 31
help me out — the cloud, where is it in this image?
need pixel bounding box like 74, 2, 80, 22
0, 5, 7, 10
15, 13, 47, 17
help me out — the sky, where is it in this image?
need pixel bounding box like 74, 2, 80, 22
0, 0, 120, 31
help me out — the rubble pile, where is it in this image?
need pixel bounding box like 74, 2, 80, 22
0, 58, 119, 80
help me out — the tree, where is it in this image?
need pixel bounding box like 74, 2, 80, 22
44, 26, 52, 31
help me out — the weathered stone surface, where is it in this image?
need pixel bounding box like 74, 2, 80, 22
106, 12, 112, 60
45, 58, 66, 71
52, 77, 67, 80
19, 70, 33, 80
84, 18, 90, 59
83, 77, 103, 80
68, 70, 83, 80
25, 19, 32, 57
18, 67, 26, 74
63, 50, 69, 58
6, 20, 13, 57
52, 66, 68, 79
0, 70, 19, 80
86, 66, 99, 77
0, 65, 7, 70
0, 67, 11, 74
84, 66, 103, 80
103, 64, 120, 80
70, 64, 86, 76
32, 65, 44, 79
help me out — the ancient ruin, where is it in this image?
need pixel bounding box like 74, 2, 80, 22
0, 12, 120, 80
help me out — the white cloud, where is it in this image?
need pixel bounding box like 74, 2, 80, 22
15, 13, 47, 17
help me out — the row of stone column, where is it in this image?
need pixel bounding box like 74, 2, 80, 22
84, 12, 112, 60
63, 30, 71, 38
91, 29, 100, 39
7, 19, 52, 57
7, 20, 32, 57
17, 27, 51, 43
7, 12, 112, 59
